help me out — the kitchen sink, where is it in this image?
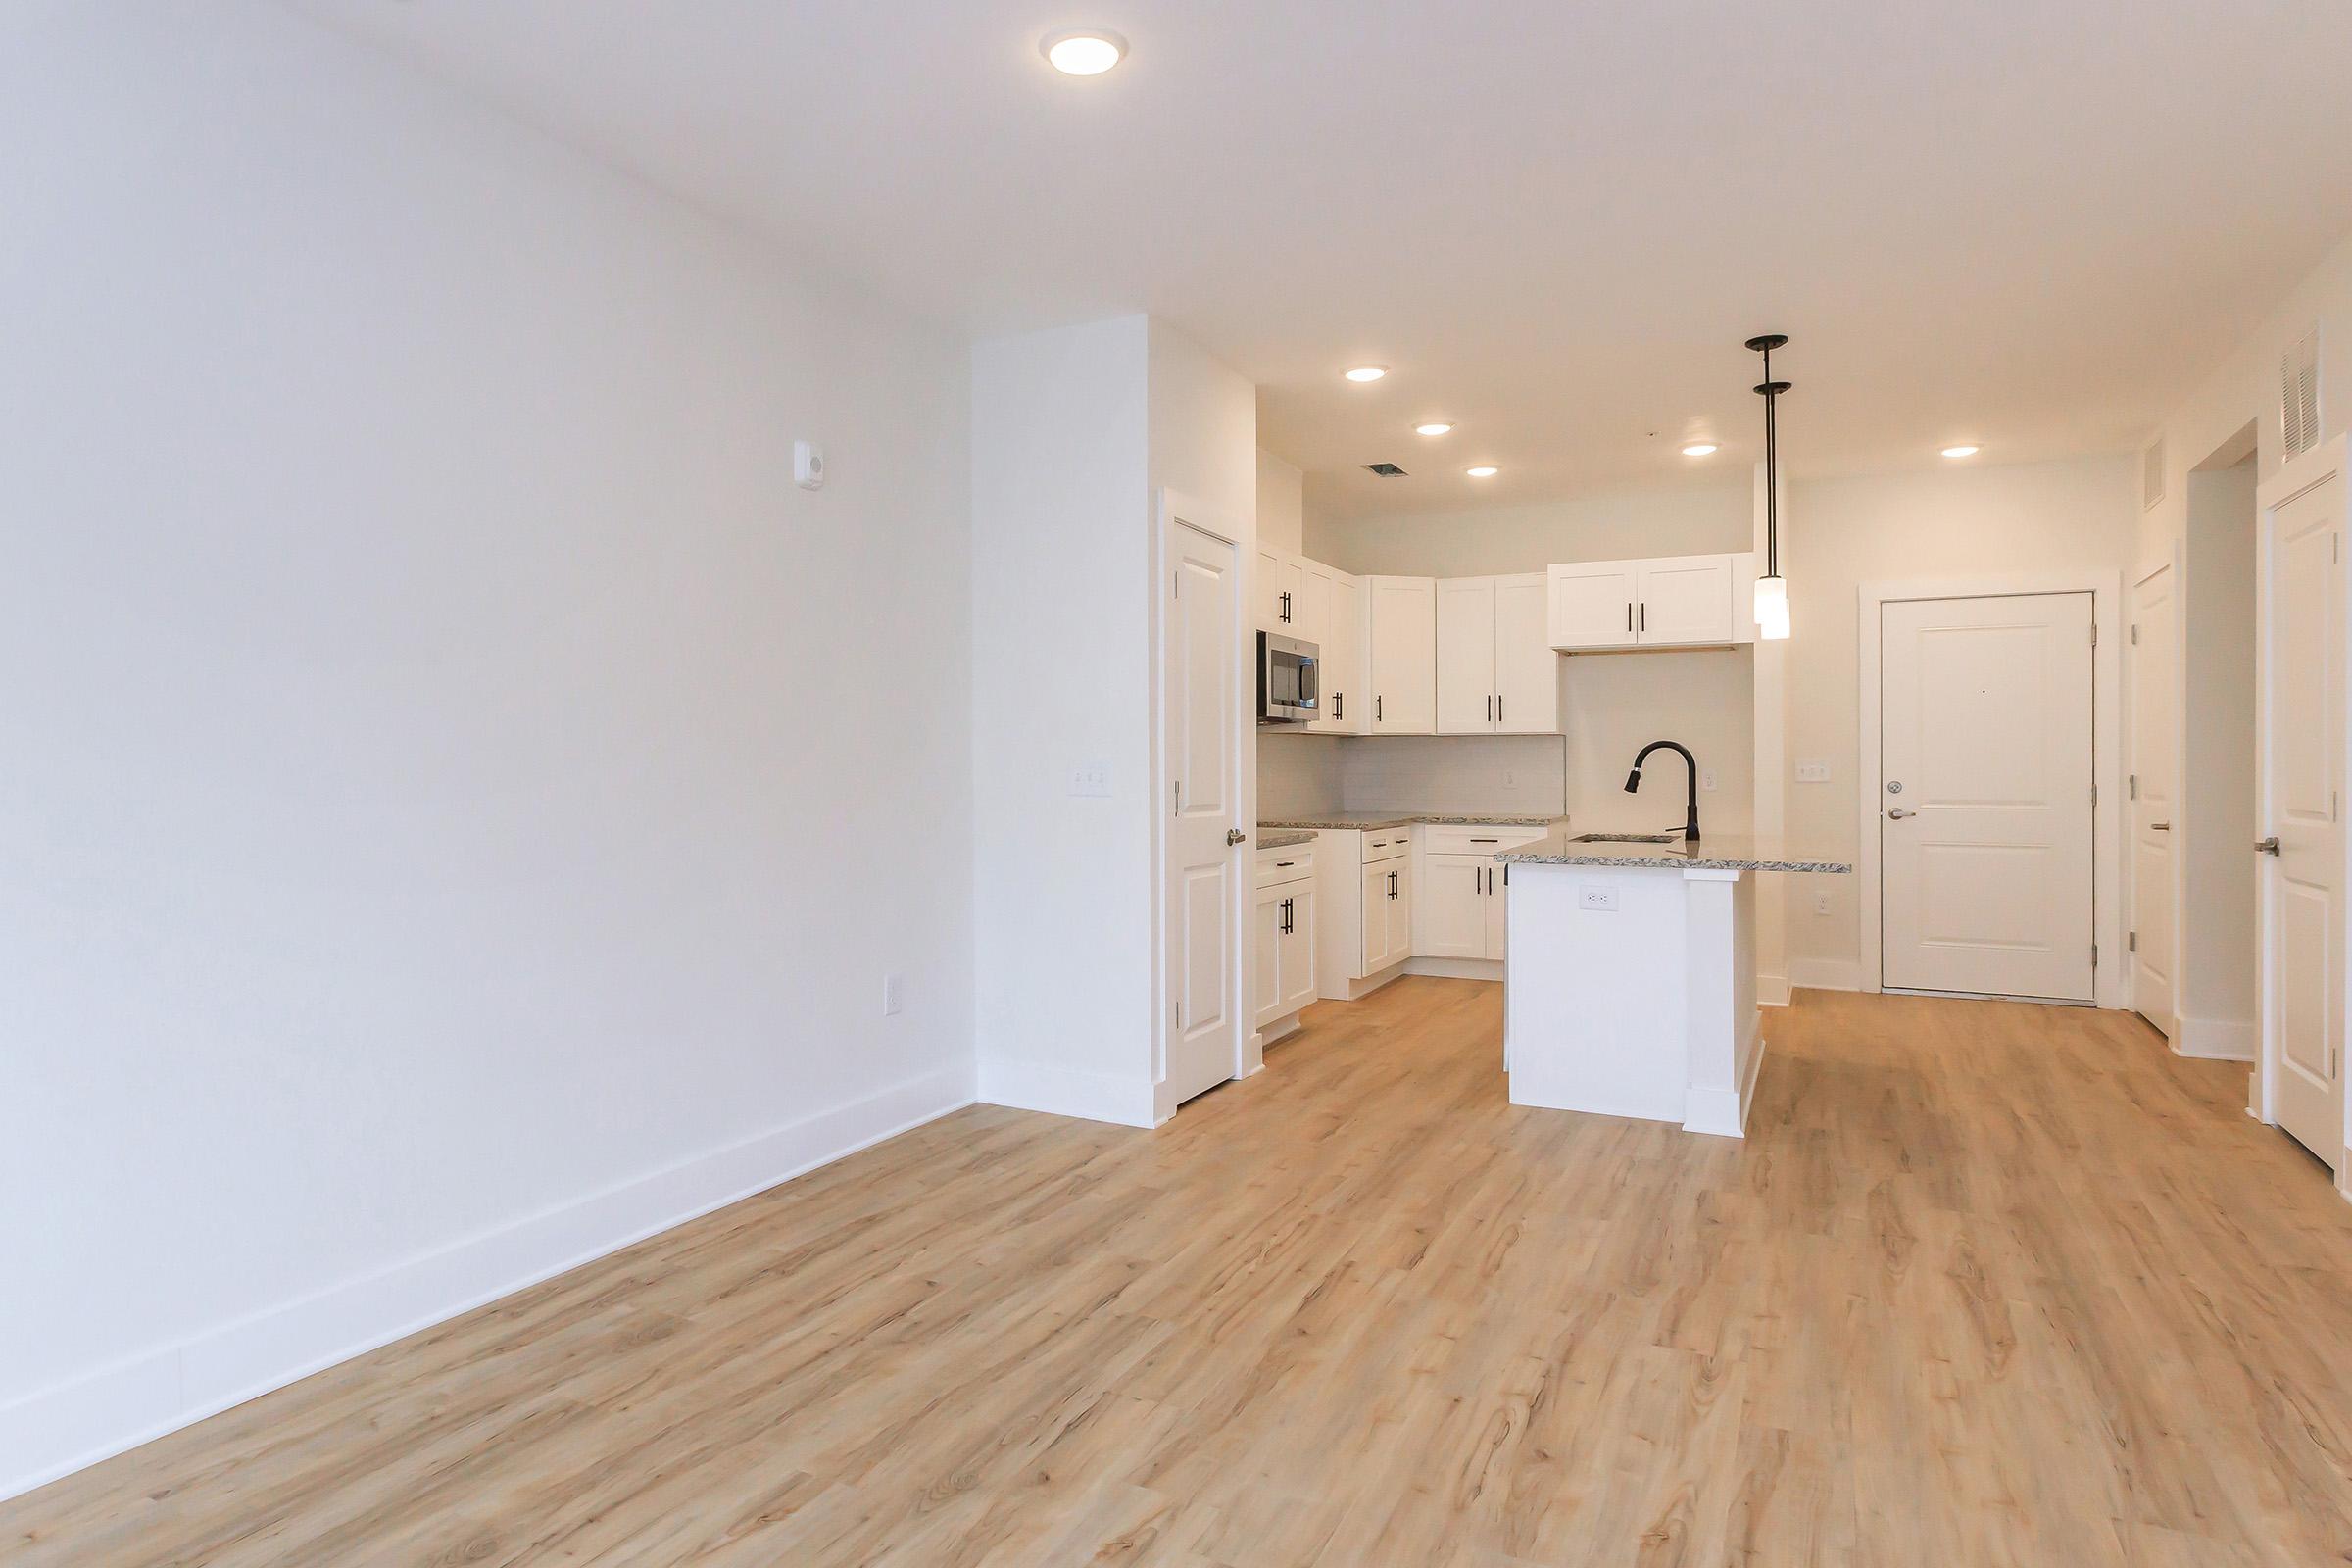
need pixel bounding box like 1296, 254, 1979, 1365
1570, 832, 1682, 845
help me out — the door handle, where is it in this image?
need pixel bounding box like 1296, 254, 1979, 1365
1886, 808, 1915, 820
1626, 603, 1633, 633
1334, 693, 1343, 720
1376, 695, 1383, 722
2150, 821, 2170, 832
1640, 603, 1646, 634
1495, 694, 1502, 723
2257, 836, 2281, 855
1227, 829, 1248, 846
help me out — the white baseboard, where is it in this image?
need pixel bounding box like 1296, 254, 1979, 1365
2175, 1015, 2257, 1063
1788, 956, 1863, 993
1401, 956, 1504, 982
0, 1064, 973, 1505
1757, 971, 1790, 1007
978, 1056, 1157, 1129
1684, 1009, 1766, 1139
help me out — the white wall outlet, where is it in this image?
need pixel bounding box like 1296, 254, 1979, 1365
1067, 763, 1110, 798
882, 973, 906, 1016
1795, 760, 1830, 783
794, 440, 826, 490
1579, 883, 1620, 912
1813, 892, 1831, 916
1503, 768, 1517, 788
1701, 769, 1718, 792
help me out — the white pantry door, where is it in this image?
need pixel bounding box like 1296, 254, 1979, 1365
2258, 454, 2345, 1167
1881, 592, 2096, 1002
1165, 520, 1245, 1107
2131, 564, 2178, 1035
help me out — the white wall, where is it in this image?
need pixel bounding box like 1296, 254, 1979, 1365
971, 318, 1152, 1123
1256, 449, 1305, 556
1306, 485, 1751, 577
1780, 456, 2139, 984
0, 1, 974, 1499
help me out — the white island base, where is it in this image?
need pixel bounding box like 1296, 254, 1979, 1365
1503, 861, 1763, 1138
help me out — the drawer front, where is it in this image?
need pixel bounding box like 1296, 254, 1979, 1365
1255, 846, 1315, 889
1363, 830, 1411, 864
1419, 824, 1549, 857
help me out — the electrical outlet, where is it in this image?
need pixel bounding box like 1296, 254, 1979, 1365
1503, 768, 1517, 787
1579, 884, 1620, 912
1067, 763, 1110, 798
1795, 760, 1830, 783
1812, 892, 1831, 916
882, 973, 906, 1016
1701, 769, 1718, 792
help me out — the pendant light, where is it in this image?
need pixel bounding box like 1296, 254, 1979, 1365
1747, 334, 1792, 641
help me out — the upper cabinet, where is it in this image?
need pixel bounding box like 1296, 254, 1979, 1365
1303, 560, 1366, 734
1257, 550, 1305, 634
1365, 575, 1438, 733
1547, 553, 1751, 652
1438, 573, 1558, 733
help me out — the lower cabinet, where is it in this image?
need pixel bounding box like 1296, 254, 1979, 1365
1416, 854, 1499, 959
1360, 858, 1413, 972
1254, 851, 1318, 1032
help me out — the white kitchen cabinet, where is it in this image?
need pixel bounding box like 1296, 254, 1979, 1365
1415, 854, 1490, 958
1547, 554, 1747, 652
1278, 884, 1317, 1017
1360, 858, 1413, 972
1305, 562, 1366, 734
1366, 575, 1437, 733
1439, 573, 1558, 733
1258, 549, 1304, 634
1254, 848, 1317, 1033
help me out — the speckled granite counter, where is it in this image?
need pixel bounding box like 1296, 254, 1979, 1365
1259, 813, 1566, 833
1494, 831, 1851, 873
1257, 829, 1316, 851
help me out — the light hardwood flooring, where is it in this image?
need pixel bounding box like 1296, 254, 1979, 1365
9, 982, 2352, 1566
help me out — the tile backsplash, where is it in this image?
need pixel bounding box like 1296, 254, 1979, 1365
1257, 731, 1569, 820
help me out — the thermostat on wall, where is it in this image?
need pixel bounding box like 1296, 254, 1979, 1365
794, 440, 826, 491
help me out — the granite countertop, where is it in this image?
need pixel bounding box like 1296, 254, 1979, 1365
1493, 830, 1853, 873
1258, 813, 1567, 832
1257, 829, 1316, 851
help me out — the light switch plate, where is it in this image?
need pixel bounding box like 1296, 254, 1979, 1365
882, 973, 906, 1016
1795, 760, 1831, 783
1579, 884, 1620, 912
1068, 763, 1110, 798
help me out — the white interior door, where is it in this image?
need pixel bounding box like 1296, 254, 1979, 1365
2131, 564, 2178, 1035
1166, 520, 1244, 1105
1881, 592, 2096, 1001
2259, 456, 2345, 1167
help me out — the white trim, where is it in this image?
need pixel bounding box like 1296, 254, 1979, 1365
1402, 956, 1505, 982
980, 1056, 1159, 1128
0, 1065, 973, 1504
1855, 570, 2124, 1007
1684, 1009, 1765, 1138
2175, 1015, 2258, 1062
1788, 956, 1862, 993
1757, 971, 1791, 1006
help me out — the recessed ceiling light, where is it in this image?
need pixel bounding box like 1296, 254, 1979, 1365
1040, 30, 1126, 75
1941, 445, 1981, 459
1415, 422, 1453, 436
1466, 466, 1499, 478
1344, 365, 1388, 383
1681, 443, 1719, 458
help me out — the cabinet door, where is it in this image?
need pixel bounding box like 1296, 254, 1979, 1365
1359, 863, 1393, 972
1636, 555, 1736, 646
1492, 572, 1558, 732
1367, 576, 1437, 733
1253, 884, 1287, 1029
1483, 863, 1507, 960
1436, 577, 1498, 734
1278, 885, 1318, 1016
1306, 564, 1364, 733
1416, 855, 1489, 958
1258, 551, 1303, 633
1547, 562, 1640, 650
1388, 860, 1414, 968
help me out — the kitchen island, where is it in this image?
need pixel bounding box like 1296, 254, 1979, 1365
1494, 831, 1851, 1137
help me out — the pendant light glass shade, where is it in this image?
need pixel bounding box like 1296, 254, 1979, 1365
1754, 573, 1789, 641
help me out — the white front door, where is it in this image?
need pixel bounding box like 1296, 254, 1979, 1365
1881, 592, 2096, 1002
2258, 451, 2345, 1168
2131, 564, 2178, 1035
1165, 519, 1244, 1106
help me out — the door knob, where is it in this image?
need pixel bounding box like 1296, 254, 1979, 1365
2256, 836, 2281, 856
1886, 808, 1915, 820
1227, 829, 1248, 846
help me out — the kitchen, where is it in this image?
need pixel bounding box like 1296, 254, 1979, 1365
1248, 437, 1851, 1137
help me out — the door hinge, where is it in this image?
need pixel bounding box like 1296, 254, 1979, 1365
1173, 997, 1183, 1031
1172, 569, 1181, 599
2129, 773, 2137, 800
1172, 778, 1182, 814
2128, 930, 2137, 953
2130, 623, 2138, 645
2090, 783, 2098, 807
2092, 943, 2099, 968
2090, 621, 2099, 647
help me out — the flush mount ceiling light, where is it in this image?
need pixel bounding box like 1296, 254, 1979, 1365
1681, 443, 1719, 458
1415, 422, 1453, 436
1747, 334, 1792, 642
1040, 29, 1126, 75
1465, 465, 1499, 478
1344, 365, 1389, 383
1941, 444, 1981, 459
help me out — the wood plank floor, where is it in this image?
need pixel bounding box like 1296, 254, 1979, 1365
10, 981, 2352, 1566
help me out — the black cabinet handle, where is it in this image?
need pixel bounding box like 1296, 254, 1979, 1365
1471, 836, 1498, 843
1627, 603, 1633, 632
1640, 603, 1646, 633
1496, 695, 1503, 723
1376, 694, 1383, 722
1334, 692, 1343, 720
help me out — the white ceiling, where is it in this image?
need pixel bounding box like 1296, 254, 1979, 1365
297, 0, 2352, 517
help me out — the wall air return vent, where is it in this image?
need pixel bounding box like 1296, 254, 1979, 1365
1362, 463, 1408, 477
2282, 328, 2321, 460
2141, 439, 2166, 511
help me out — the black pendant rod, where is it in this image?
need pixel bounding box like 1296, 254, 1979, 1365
1746, 334, 1791, 580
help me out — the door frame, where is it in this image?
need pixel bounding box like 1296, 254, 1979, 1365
1855, 569, 2124, 1006
1150, 488, 1257, 1126
2251, 435, 2352, 1188
2128, 547, 2186, 1036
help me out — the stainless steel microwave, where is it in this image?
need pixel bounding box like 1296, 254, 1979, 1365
1258, 632, 1320, 724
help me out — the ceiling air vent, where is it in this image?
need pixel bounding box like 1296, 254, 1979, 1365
1361, 462, 1408, 478
2282, 328, 2321, 460
2141, 438, 2166, 511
